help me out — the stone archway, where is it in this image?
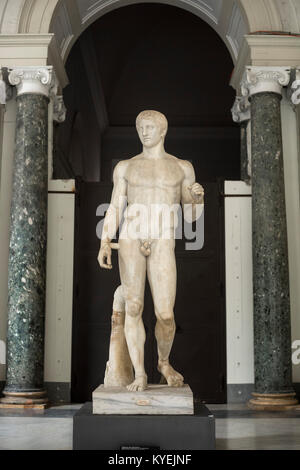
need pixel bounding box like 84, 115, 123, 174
0, 0, 300, 409
49, 0, 248, 64
1, 1, 300, 91
1, 0, 300, 68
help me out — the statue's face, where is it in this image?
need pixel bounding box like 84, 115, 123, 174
137, 118, 165, 148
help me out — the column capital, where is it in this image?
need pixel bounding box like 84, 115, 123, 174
241, 66, 291, 97
288, 68, 300, 106
8, 66, 57, 98
53, 95, 66, 123
231, 96, 251, 123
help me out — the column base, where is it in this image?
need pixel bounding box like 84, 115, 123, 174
0, 390, 49, 409
248, 392, 299, 411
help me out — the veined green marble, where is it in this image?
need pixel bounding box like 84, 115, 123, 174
240, 121, 251, 183
4, 93, 49, 393
251, 92, 293, 395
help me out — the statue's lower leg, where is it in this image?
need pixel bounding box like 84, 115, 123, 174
155, 316, 184, 387
124, 313, 147, 392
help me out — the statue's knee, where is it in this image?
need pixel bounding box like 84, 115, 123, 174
125, 299, 143, 318
156, 310, 174, 325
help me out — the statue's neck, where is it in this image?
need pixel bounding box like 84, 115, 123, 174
142, 141, 165, 160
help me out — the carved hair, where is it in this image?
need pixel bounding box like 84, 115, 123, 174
136, 110, 168, 134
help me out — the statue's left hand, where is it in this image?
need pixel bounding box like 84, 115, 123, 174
188, 183, 205, 203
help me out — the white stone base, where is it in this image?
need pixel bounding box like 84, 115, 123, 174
92, 384, 194, 415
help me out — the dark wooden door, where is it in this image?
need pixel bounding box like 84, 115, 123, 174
71, 180, 226, 403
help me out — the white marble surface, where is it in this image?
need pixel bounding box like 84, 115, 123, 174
0, 417, 73, 450
93, 384, 194, 415
216, 418, 300, 451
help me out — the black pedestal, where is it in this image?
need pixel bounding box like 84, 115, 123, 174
73, 402, 215, 450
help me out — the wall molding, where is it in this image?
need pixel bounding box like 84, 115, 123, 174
0, 34, 68, 89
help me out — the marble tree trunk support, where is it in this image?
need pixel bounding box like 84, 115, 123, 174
231, 95, 251, 183
0, 67, 56, 408
242, 66, 298, 410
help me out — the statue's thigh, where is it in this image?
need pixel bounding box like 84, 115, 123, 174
147, 239, 177, 311
118, 239, 146, 302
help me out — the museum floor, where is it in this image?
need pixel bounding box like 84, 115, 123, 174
0, 404, 300, 450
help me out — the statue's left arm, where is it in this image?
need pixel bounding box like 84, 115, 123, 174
180, 160, 204, 223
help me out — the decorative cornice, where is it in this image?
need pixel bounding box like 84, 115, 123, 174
241, 66, 291, 97
8, 66, 56, 97
288, 68, 300, 106
230, 35, 300, 92
231, 96, 251, 123
53, 95, 66, 123
0, 34, 69, 91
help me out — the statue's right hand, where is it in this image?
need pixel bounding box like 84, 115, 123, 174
98, 243, 112, 270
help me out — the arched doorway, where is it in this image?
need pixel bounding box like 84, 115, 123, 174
54, 3, 239, 181
57, 3, 240, 403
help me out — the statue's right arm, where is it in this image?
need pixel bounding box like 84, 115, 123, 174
98, 161, 128, 270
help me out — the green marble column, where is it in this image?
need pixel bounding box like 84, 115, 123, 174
0, 67, 55, 407
242, 67, 298, 410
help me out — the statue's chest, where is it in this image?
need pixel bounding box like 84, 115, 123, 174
126, 160, 183, 188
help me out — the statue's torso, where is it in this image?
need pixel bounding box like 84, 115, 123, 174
125, 154, 184, 206
120, 154, 185, 240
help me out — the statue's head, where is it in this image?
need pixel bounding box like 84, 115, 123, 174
136, 110, 168, 148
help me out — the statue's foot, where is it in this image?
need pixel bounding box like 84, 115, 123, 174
159, 374, 167, 385
126, 375, 147, 392
158, 361, 184, 388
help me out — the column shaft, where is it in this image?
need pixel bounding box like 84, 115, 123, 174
1, 93, 49, 405
250, 91, 296, 405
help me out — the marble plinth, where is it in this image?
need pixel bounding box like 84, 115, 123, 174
93, 384, 194, 415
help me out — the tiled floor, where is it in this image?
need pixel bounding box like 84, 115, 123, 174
0, 403, 299, 450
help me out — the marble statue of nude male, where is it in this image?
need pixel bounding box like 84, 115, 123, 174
98, 110, 204, 392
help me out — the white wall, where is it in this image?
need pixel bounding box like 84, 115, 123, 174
225, 181, 254, 385
0, 105, 4, 186
281, 96, 300, 383
45, 97, 76, 384
44, 192, 75, 383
